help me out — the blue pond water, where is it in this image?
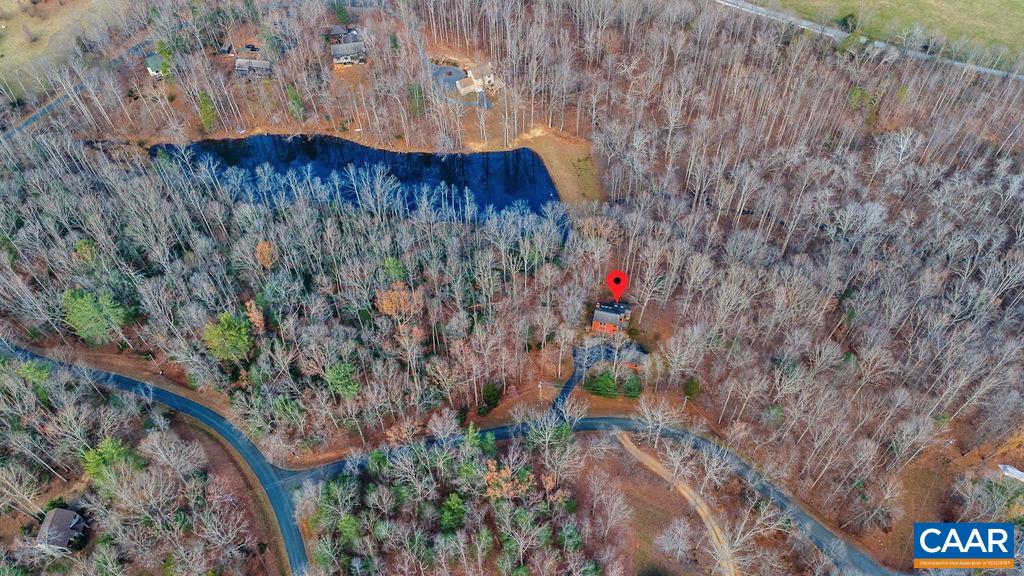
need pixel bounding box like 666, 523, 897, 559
160, 134, 559, 213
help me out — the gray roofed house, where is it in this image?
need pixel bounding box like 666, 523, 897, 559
591, 302, 632, 334
331, 30, 366, 66
235, 57, 273, 77
37, 508, 87, 548
145, 52, 165, 77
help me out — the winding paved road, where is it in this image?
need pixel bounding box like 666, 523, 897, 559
1, 339, 905, 576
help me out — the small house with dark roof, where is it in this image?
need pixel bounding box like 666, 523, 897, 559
37, 508, 87, 548
235, 57, 273, 77
331, 29, 366, 66
591, 302, 631, 335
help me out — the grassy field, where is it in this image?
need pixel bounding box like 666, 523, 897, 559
518, 127, 604, 205
762, 0, 1024, 56
0, 0, 130, 98
0, 1, 85, 81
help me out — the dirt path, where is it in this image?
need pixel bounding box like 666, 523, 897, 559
615, 432, 739, 576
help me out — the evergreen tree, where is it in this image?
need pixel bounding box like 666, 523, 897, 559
439, 493, 466, 531
324, 361, 360, 399
202, 312, 253, 362
198, 91, 217, 132
61, 289, 127, 346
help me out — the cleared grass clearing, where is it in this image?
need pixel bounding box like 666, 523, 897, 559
0, 1, 88, 84
519, 127, 604, 205
762, 0, 1024, 56
0, 0, 134, 98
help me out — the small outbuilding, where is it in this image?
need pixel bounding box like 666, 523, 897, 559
145, 53, 165, 77
328, 25, 349, 41
37, 508, 87, 549
218, 41, 234, 55
455, 76, 477, 96
591, 302, 632, 335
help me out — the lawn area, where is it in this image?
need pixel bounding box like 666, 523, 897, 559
518, 127, 604, 204
0, 0, 129, 98
761, 0, 1024, 56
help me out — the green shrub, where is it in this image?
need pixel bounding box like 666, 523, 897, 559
333, 2, 351, 24
202, 312, 252, 362
287, 85, 306, 120
481, 432, 498, 458
273, 397, 304, 427
584, 371, 617, 398
481, 382, 502, 413
324, 362, 359, 399
684, 377, 700, 400
383, 256, 405, 280
61, 289, 127, 346
408, 82, 425, 117
439, 493, 466, 531
560, 522, 582, 551
763, 404, 785, 427
337, 513, 360, 550
198, 91, 217, 132
622, 375, 642, 398
368, 449, 389, 477
81, 438, 143, 488
16, 361, 50, 386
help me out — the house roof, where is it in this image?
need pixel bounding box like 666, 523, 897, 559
332, 41, 365, 58
236, 58, 272, 70
38, 508, 84, 547
593, 302, 631, 326
145, 52, 164, 71
456, 77, 477, 91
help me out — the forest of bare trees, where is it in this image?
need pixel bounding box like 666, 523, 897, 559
294, 405, 621, 576
1, 0, 1023, 573
0, 357, 255, 574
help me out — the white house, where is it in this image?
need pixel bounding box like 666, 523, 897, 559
456, 63, 496, 95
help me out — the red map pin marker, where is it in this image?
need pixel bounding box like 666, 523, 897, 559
606, 270, 628, 302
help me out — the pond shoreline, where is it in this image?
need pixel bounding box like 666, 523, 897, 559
122, 124, 602, 206
151, 132, 563, 214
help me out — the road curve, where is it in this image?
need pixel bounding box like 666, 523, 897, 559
0, 341, 310, 575
0, 339, 906, 576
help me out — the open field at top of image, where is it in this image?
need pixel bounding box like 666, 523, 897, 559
0, 0, 112, 95
762, 0, 1024, 55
